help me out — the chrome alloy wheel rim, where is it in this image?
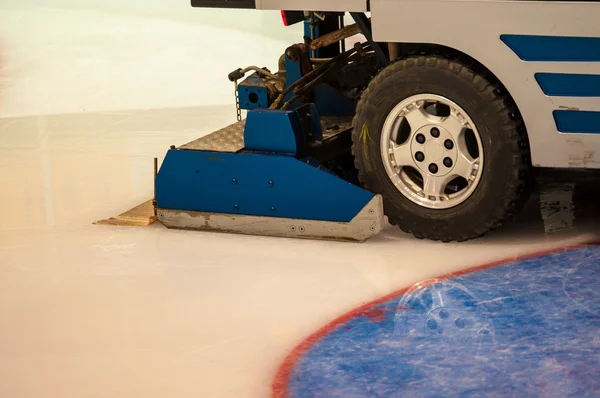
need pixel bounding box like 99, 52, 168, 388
380, 94, 484, 210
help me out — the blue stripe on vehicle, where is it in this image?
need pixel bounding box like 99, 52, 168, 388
535, 73, 600, 97
501, 34, 600, 62
553, 110, 600, 134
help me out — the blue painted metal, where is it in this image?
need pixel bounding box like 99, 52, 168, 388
312, 84, 356, 117
284, 245, 600, 397
304, 19, 315, 57
244, 104, 322, 153
308, 103, 323, 142
535, 73, 600, 97
154, 149, 374, 222
553, 110, 600, 134
244, 109, 303, 154
501, 34, 600, 62
283, 53, 303, 110
304, 18, 323, 58
237, 73, 268, 110
284, 53, 303, 88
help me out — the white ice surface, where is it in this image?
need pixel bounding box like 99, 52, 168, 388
0, 3, 599, 398
1, 106, 597, 398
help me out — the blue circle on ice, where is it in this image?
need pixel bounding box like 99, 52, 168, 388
282, 245, 600, 397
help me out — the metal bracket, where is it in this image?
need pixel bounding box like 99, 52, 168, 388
350, 12, 389, 67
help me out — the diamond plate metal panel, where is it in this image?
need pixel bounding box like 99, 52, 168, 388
179, 119, 246, 153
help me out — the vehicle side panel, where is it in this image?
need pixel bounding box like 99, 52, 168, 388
371, 0, 600, 168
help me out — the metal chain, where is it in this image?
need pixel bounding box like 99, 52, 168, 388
234, 80, 241, 121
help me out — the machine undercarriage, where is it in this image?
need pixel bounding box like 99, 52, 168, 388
153, 9, 538, 242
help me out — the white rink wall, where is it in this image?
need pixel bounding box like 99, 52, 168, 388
0, 1, 303, 117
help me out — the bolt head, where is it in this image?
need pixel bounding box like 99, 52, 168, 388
428, 163, 438, 174
444, 139, 454, 150
443, 157, 453, 168
416, 133, 426, 144
415, 151, 425, 162
430, 128, 440, 138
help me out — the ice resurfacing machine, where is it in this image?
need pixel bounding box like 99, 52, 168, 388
154, 0, 600, 242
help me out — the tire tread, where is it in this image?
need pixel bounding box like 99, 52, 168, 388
351, 54, 532, 242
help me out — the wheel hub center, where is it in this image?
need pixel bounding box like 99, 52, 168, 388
425, 140, 444, 161
411, 125, 458, 177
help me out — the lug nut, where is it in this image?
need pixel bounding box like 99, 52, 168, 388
429, 163, 438, 174
444, 139, 454, 149
430, 127, 440, 138
443, 157, 453, 168
415, 151, 425, 162
416, 133, 426, 144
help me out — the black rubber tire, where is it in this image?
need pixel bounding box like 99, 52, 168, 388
351, 54, 532, 242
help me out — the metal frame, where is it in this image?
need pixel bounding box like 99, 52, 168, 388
350, 12, 389, 67
157, 195, 384, 242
